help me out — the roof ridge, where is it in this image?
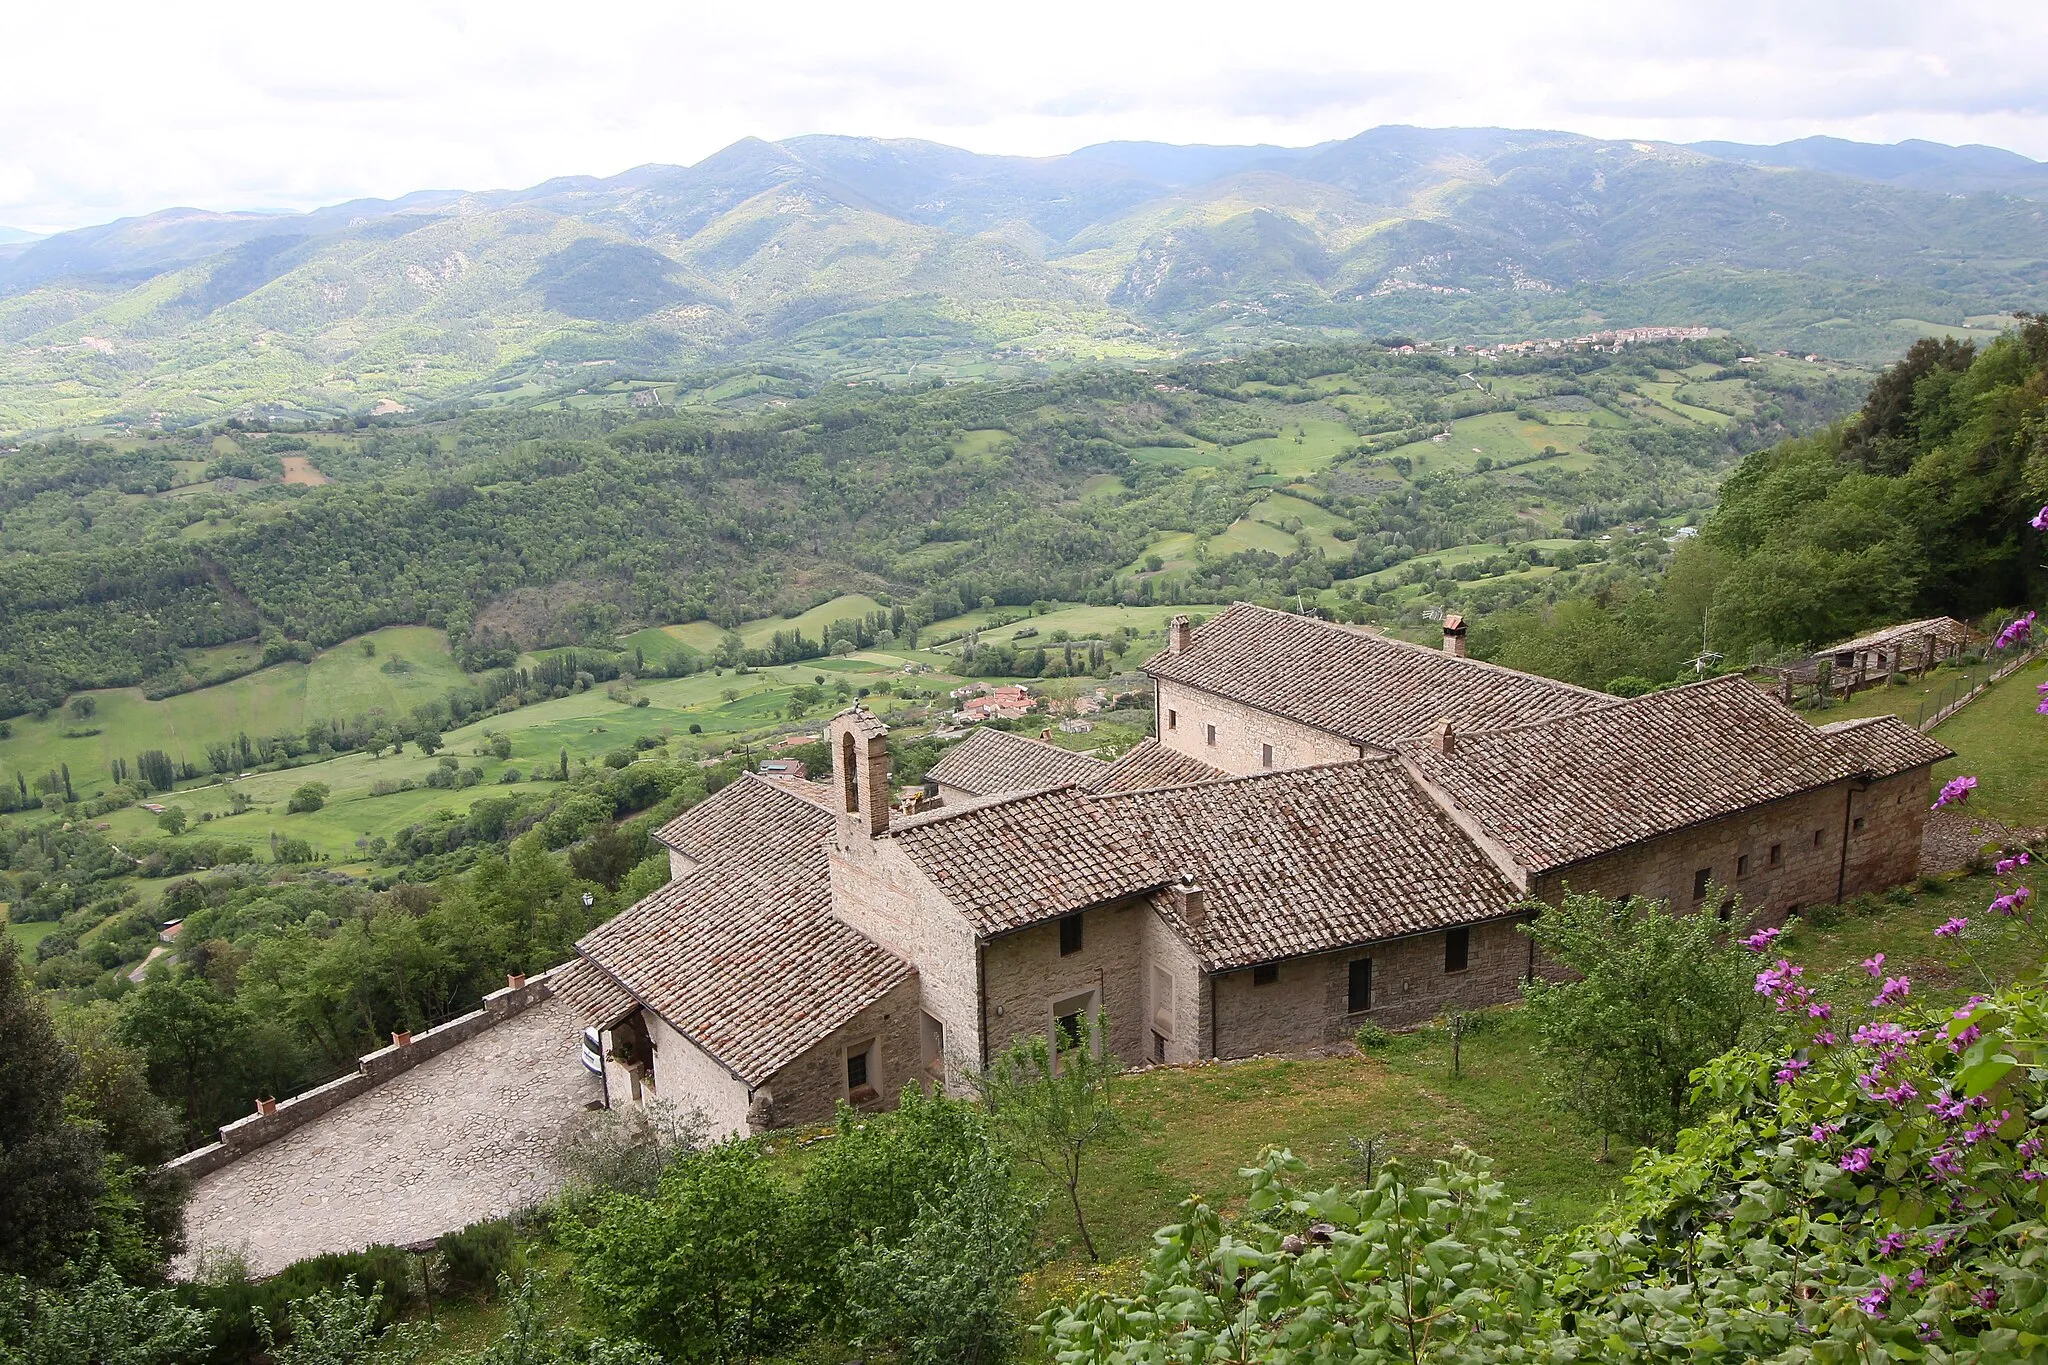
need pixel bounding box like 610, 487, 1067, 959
1088, 753, 1390, 805
1394, 673, 1764, 746
887, 782, 1087, 834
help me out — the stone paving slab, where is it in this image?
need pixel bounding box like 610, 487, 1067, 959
178, 996, 601, 1278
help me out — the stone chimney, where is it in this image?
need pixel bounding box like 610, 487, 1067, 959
1168, 613, 1193, 655
1172, 877, 1207, 928
1431, 718, 1456, 757
1441, 613, 1468, 658
828, 706, 892, 840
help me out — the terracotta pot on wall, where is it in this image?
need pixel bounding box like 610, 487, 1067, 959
392, 1030, 413, 1048
256, 1097, 277, 1116
507, 971, 527, 990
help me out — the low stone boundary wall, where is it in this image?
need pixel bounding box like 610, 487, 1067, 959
164, 965, 572, 1181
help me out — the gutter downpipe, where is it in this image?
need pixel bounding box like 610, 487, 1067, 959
1834, 778, 1868, 905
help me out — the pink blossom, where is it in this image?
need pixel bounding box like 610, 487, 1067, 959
1775, 1057, 1811, 1085
2033, 504, 2048, 532
1989, 886, 2031, 915
1908, 1268, 1928, 1290
1815, 1029, 1839, 1047
1975, 1286, 1999, 1311
1994, 851, 2030, 875
1936, 915, 1969, 938
1857, 1274, 1893, 1316
1994, 611, 2037, 650
1877, 1230, 1912, 1256
1929, 1147, 1965, 1178
1742, 926, 1782, 953
1873, 975, 1912, 1007
1950, 1024, 1982, 1053
1929, 1090, 1969, 1121
1841, 1147, 1874, 1173
2019, 1135, 2044, 1160
1810, 1119, 1844, 1142
1808, 1000, 1833, 1020
1933, 775, 1978, 809
1863, 952, 1887, 979
1878, 1081, 1919, 1107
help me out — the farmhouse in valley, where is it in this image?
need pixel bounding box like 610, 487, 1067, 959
556, 603, 1950, 1138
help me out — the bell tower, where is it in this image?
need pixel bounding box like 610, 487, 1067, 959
828, 706, 892, 843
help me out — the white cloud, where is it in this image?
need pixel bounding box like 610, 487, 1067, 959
2, 0, 2045, 230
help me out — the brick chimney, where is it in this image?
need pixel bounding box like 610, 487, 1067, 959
1172, 877, 1207, 927
1168, 613, 1193, 655
1441, 613, 1468, 657
828, 706, 892, 840
1431, 718, 1456, 756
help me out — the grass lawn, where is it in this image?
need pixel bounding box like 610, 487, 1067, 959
1225, 417, 1357, 478
621, 594, 891, 661
4, 914, 61, 952
0, 627, 467, 803
1797, 658, 2004, 728
1928, 657, 2048, 828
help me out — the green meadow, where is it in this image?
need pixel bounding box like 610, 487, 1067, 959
619, 593, 892, 661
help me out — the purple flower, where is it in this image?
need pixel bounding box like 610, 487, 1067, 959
1975, 1286, 1998, 1311
2019, 1135, 2044, 1160
1841, 1147, 1875, 1173
1929, 1090, 1969, 1121
1994, 851, 2030, 875
1994, 612, 2036, 650
1775, 1057, 1811, 1085
1742, 926, 1782, 953
1950, 1023, 1982, 1053
1936, 915, 1969, 938
1933, 775, 1978, 810
1878, 1081, 1919, 1107
1808, 1000, 1834, 1020
1877, 1230, 1912, 1256
1873, 975, 1912, 1007
2033, 504, 2048, 532
1811, 1119, 1844, 1142
1815, 1029, 1839, 1047
1858, 1274, 1893, 1316
1929, 1147, 1965, 1178
1989, 885, 2031, 916
1908, 1268, 1928, 1290
1863, 952, 1887, 979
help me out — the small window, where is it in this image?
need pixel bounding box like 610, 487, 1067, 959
1261, 743, 1274, 768
1205, 723, 1217, 747
846, 1047, 870, 1091
1167, 708, 1178, 730
1055, 1011, 1084, 1051
1852, 816, 1866, 832
1737, 854, 1750, 877
1769, 842, 1783, 867
1059, 912, 1084, 956
1692, 868, 1711, 900
1152, 1030, 1166, 1063
1252, 963, 1279, 986
1444, 927, 1470, 974
1348, 957, 1373, 1013
920, 1012, 945, 1075
1813, 828, 1825, 848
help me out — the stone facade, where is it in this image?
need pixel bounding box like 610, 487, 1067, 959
1531, 770, 1933, 920
1154, 679, 1364, 776
756, 975, 924, 1129
1210, 916, 1535, 1057
643, 1010, 751, 1134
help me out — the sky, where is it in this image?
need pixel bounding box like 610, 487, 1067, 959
4, 0, 2046, 233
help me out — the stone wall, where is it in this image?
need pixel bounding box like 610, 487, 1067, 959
1210, 915, 1533, 1058
1532, 770, 1934, 919
164, 967, 570, 1181
644, 1009, 752, 1137
982, 896, 1155, 1066
1155, 680, 1362, 776
1141, 900, 1206, 1064
829, 831, 985, 1085
760, 975, 924, 1129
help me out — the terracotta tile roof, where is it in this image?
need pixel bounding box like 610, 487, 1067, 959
551, 958, 639, 1030
1143, 602, 1601, 749
889, 787, 1170, 936
923, 726, 1109, 796
1399, 676, 1913, 874
1087, 738, 1228, 794
581, 776, 912, 1086
1816, 715, 1954, 778
1822, 617, 1972, 655
1100, 761, 1524, 971
651, 771, 833, 860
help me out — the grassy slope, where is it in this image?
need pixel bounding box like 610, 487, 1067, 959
0, 627, 465, 799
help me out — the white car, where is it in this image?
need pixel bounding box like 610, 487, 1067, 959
581, 1027, 603, 1074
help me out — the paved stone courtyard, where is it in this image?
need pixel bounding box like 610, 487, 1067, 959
178, 996, 602, 1278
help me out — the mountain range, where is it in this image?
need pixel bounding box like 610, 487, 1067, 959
3, 126, 2045, 434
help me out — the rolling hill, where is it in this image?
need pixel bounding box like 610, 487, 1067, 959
2, 126, 2044, 433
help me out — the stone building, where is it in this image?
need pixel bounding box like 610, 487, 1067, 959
559, 603, 1950, 1138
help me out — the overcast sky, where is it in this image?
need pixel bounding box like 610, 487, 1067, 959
5, 0, 2045, 232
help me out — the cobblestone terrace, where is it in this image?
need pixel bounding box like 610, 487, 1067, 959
177, 996, 600, 1278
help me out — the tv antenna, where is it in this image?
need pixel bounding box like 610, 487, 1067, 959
1684, 610, 1723, 678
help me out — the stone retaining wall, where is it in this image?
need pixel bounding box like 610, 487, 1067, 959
163, 966, 570, 1180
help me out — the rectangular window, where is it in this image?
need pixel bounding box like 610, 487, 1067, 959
1261, 743, 1274, 768
1152, 1030, 1166, 1064
846, 1047, 870, 1091
1737, 854, 1750, 877
1052, 990, 1098, 1059
1205, 723, 1217, 747
920, 1012, 945, 1076
1769, 842, 1783, 867
1444, 927, 1469, 974
1692, 867, 1711, 900
1055, 1011, 1084, 1051
1252, 963, 1279, 986
1152, 965, 1174, 1034
1167, 709, 1178, 730
1348, 957, 1373, 1013
1059, 912, 1084, 956
1813, 828, 1825, 848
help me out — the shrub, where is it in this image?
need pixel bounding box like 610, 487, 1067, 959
435, 1218, 521, 1295
1352, 1021, 1392, 1051
285, 784, 328, 814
